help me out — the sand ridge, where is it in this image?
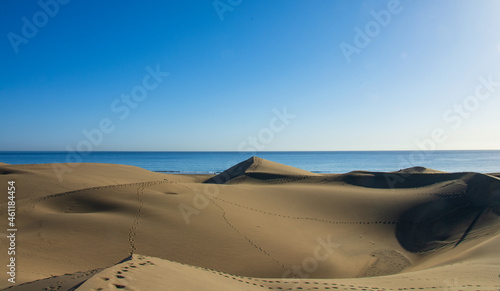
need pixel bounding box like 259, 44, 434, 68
0, 158, 499, 290
205, 156, 318, 184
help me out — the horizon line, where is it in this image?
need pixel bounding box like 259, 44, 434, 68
1, 149, 500, 153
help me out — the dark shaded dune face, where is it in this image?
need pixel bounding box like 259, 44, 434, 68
340, 171, 464, 189
396, 174, 500, 253
0, 166, 27, 175
340, 173, 379, 188
244, 172, 290, 180
38, 192, 133, 214
396, 198, 484, 252
204, 157, 254, 184
228, 172, 311, 184
463, 174, 500, 206
485, 177, 500, 215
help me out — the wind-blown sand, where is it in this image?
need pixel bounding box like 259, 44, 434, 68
1, 157, 499, 290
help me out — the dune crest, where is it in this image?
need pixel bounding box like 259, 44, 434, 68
394, 166, 446, 174
205, 156, 317, 184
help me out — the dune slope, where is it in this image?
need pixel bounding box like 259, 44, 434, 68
0, 158, 499, 290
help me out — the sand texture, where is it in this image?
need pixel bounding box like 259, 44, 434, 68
1, 157, 499, 290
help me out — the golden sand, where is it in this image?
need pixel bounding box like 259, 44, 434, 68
1, 157, 499, 290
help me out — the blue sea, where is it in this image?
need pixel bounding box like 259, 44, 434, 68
0, 151, 500, 174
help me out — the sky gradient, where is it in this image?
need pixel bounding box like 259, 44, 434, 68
1, 0, 500, 151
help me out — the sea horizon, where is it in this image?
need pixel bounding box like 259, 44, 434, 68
2, 149, 499, 152
2, 150, 500, 174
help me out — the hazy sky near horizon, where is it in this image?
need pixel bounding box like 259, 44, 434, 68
1, 0, 500, 151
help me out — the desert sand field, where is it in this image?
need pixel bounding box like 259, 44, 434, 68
1, 157, 499, 290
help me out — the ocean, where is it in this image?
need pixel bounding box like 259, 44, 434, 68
1, 151, 500, 174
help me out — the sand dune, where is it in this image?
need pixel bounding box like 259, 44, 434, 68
1, 157, 499, 290
205, 156, 317, 184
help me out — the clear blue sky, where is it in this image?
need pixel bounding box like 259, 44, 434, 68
1, 0, 499, 151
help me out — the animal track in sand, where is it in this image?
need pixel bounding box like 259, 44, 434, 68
197, 190, 289, 273
209, 194, 400, 225
30, 179, 169, 209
